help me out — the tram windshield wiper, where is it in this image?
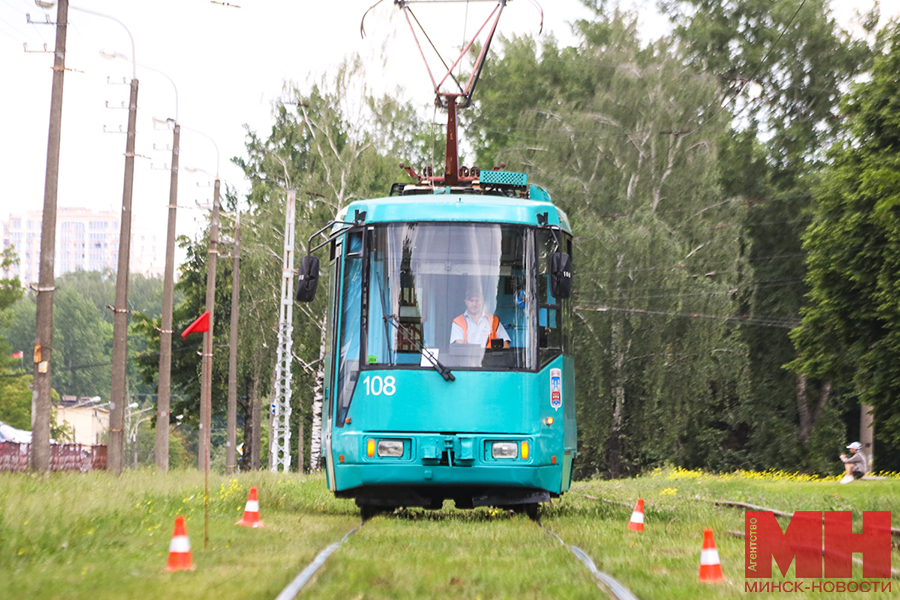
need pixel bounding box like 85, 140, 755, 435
384, 315, 455, 382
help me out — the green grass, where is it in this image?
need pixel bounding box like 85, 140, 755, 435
1, 467, 897, 599
1, 470, 359, 600
304, 510, 601, 599
553, 468, 899, 599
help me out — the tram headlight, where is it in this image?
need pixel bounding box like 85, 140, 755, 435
377, 440, 404, 458
491, 442, 518, 459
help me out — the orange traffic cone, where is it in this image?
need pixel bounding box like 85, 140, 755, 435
166, 516, 195, 571
236, 486, 265, 528
627, 498, 645, 531
699, 528, 724, 582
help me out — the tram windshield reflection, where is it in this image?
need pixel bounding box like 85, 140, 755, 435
367, 223, 534, 370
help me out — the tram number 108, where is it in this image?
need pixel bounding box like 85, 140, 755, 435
362, 375, 397, 396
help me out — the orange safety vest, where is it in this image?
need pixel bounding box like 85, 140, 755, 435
453, 313, 500, 348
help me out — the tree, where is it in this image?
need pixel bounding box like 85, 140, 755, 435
232, 59, 427, 470
788, 24, 900, 449
467, 9, 749, 476
660, 0, 878, 470
662, 0, 874, 178
0, 249, 26, 423
137, 56, 430, 471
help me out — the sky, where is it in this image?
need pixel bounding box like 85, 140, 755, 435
0, 0, 598, 245
0, 0, 892, 249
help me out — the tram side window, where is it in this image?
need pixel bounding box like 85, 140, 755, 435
336, 232, 363, 426
536, 230, 572, 366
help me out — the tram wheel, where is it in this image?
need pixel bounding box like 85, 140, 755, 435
360, 505, 380, 521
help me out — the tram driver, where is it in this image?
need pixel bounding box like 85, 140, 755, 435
450, 286, 511, 349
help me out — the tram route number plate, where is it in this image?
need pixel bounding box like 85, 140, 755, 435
550, 368, 562, 410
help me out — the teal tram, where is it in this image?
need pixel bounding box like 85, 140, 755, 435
297, 162, 575, 518
296, 1, 575, 519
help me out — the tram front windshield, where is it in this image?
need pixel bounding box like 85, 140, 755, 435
366, 223, 535, 370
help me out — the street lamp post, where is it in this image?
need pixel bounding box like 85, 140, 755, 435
183, 133, 219, 478
66, 5, 140, 476
32, 0, 68, 472
202, 177, 219, 475
157, 119, 179, 472
107, 72, 138, 476
101, 50, 179, 473
185, 148, 218, 550
226, 208, 240, 475
192, 197, 240, 477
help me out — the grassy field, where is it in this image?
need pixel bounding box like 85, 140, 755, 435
1, 467, 897, 599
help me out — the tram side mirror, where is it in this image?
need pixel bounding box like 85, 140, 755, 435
550, 252, 572, 299
296, 255, 320, 302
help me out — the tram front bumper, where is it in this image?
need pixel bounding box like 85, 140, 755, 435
331, 432, 567, 506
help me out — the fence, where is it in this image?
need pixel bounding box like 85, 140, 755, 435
0, 442, 107, 472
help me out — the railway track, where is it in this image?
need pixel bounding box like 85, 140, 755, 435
275, 512, 639, 600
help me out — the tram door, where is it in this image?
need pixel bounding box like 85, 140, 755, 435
323, 231, 364, 490
322, 236, 343, 490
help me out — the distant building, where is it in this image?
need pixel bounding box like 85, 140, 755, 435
1, 207, 162, 283
55, 396, 109, 446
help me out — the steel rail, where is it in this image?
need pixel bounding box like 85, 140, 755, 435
274, 524, 362, 600
538, 521, 641, 600
275, 515, 637, 599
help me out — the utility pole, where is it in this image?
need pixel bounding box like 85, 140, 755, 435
72, 5, 142, 476
156, 122, 179, 471
199, 178, 220, 471
271, 190, 296, 472
32, 0, 68, 472
226, 210, 240, 475
96, 52, 179, 473
108, 74, 139, 475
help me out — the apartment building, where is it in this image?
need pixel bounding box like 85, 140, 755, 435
1, 207, 162, 283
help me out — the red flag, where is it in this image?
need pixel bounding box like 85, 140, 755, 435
10, 351, 23, 359
181, 311, 210, 339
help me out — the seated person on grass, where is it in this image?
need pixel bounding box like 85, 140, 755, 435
839, 442, 867, 484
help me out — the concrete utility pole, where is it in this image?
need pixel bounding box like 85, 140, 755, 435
32, 0, 68, 472
156, 122, 179, 471
108, 74, 139, 476
271, 190, 296, 472
226, 210, 240, 475
199, 178, 220, 472
70, 4, 142, 476
96, 52, 179, 473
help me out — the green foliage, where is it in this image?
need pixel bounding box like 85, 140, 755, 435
0, 373, 32, 429
0, 371, 70, 441
788, 25, 900, 447
658, 0, 879, 471
150, 56, 430, 469
0, 250, 27, 428
0, 247, 24, 378
0, 270, 160, 428
0, 247, 23, 318
662, 0, 873, 179
468, 10, 751, 477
